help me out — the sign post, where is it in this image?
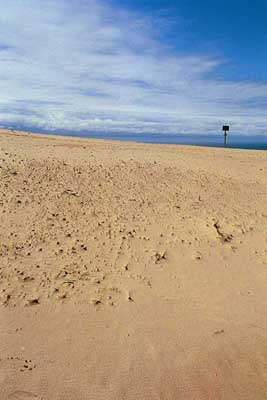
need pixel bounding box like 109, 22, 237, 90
222, 125, 229, 146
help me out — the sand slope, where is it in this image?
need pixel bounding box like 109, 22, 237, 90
0, 129, 267, 399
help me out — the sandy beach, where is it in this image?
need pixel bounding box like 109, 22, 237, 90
0, 128, 267, 399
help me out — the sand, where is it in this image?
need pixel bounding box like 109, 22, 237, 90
0, 128, 267, 399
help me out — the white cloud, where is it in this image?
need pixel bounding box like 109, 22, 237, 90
0, 0, 266, 135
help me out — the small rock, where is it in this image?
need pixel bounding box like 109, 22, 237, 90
27, 298, 39, 306
91, 299, 101, 306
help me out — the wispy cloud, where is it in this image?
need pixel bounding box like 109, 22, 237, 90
0, 0, 266, 135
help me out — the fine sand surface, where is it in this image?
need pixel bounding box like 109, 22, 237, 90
0, 128, 267, 399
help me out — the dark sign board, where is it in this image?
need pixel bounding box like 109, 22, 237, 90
222, 125, 230, 131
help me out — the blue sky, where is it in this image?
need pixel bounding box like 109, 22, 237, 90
0, 0, 266, 135
117, 0, 267, 80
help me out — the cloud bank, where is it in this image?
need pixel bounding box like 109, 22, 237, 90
0, 0, 266, 135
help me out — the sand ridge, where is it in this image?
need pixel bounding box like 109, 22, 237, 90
0, 129, 267, 399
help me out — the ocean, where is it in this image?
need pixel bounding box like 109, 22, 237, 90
69, 132, 267, 150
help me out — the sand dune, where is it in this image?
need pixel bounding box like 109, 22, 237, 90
1, 129, 267, 399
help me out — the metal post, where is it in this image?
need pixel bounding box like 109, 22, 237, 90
222, 125, 229, 146
224, 131, 227, 146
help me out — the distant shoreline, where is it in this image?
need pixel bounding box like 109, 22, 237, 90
1, 127, 267, 151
